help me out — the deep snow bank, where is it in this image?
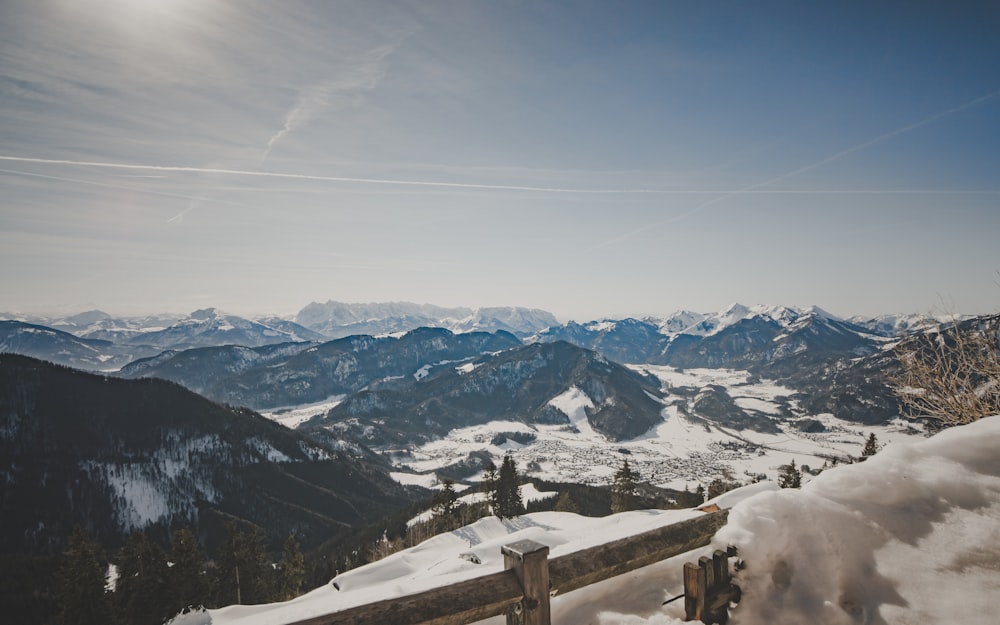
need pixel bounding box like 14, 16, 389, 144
718, 415, 1000, 625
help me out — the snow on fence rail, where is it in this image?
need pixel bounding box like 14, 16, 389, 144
286, 509, 730, 625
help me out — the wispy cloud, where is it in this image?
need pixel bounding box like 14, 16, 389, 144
0, 167, 243, 207
259, 44, 399, 165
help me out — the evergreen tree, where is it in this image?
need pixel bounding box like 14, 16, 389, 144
483, 461, 500, 516
778, 460, 803, 488
707, 478, 741, 499
168, 527, 209, 613
861, 433, 879, 459
215, 522, 269, 606
431, 479, 458, 520
496, 454, 524, 519
116, 531, 171, 625
694, 484, 706, 504
610, 459, 639, 513
53, 526, 113, 625
553, 491, 579, 514
278, 535, 306, 601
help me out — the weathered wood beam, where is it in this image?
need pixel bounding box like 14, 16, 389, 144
548, 510, 729, 596
286, 569, 523, 625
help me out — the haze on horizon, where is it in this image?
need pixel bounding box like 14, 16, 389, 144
1, 1, 998, 323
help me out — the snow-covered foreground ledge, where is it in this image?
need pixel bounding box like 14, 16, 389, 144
181, 416, 1000, 625
717, 414, 1000, 625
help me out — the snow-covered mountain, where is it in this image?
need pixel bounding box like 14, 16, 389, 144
120, 327, 523, 410
294, 300, 559, 338
300, 340, 665, 448
124, 308, 321, 349
846, 311, 968, 337
14, 310, 185, 342
0, 320, 161, 370
0, 354, 417, 555
535, 304, 882, 370
0, 309, 322, 368
533, 304, 900, 424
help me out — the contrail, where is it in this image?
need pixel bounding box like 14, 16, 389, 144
0, 155, 694, 194
3, 156, 999, 199
591, 87, 1000, 250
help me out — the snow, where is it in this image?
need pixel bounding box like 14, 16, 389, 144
175, 416, 1000, 625
715, 414, 1000, 625
261, 397, 345, 429
414, 364, 432, 380
407, 482, 559, 526
390, 471, 441, 489
394, 365, 920, 491
548, 386, 600, 439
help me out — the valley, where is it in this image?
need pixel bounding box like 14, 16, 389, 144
365, 365, 924, 492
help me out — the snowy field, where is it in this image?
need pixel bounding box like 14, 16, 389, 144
176, 416, 1000, 625
390, 366, 922, 491
261, 397, 345, 429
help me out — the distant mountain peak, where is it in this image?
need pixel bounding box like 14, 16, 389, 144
294, 300, 559, 339
190, 307, 219, 320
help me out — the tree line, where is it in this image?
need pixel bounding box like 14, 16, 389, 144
50, 523, 305, 625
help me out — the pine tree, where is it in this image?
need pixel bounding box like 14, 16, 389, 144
553, 491, 579, 513
432, 479, 458, 520
861, 433, 879, 459
168, 527, 209, 612
116, 531, 171, 625
53, 526, 114, 625
215, 522, 269, 606
778, 460, 802, 488
483, 461, 500, 516
611, 459, 640, 513
694, 484, 706, 504
278, 535, 306, 601
496, 454, 524, 519
676, 485, 699, 508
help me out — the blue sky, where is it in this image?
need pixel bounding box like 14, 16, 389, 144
1, 0, 998, 321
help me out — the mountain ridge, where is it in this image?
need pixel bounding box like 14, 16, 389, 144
0, 354, 419, 555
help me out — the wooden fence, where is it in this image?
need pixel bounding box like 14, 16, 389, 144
288, 509, 730, 625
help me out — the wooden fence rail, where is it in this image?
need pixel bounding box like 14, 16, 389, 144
288, 509, 730, 625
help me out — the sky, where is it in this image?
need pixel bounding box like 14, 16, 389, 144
1, 0, 999, 322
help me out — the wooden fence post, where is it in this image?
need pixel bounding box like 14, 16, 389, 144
502, 540, 551, 625
683, 560, 706, 621
684, 547, 739, 624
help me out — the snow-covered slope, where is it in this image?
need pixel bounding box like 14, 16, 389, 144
179, 416, 1000, 625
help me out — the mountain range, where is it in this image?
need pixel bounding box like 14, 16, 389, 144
119, 327, 522, 410
0, 299, 978, 568
1, 301, 948, 430
292, 301, 559, 339
300, 340, 665, 448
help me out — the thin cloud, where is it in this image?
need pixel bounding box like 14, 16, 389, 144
591, 88, 1000, 250
260, 43, 398, 165
0, 167, 244, 207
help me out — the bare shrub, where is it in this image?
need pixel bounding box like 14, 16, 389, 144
890, 314, 1000, 427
